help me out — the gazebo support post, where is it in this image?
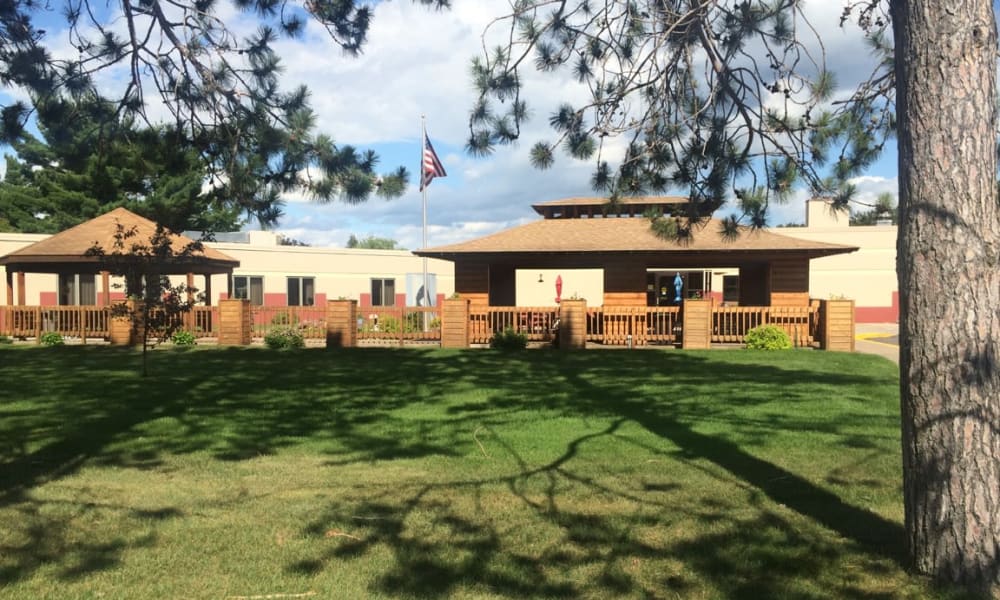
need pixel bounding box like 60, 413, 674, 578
203, 275, 212, 306
5, 270, 12, 306
186, 272, 195, 331
101, 271, 111, 306
16, 272, 25, 305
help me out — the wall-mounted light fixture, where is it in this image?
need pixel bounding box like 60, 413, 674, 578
538, 273, 544, 283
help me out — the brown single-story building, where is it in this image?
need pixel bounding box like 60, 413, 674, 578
415, 197, 858, 308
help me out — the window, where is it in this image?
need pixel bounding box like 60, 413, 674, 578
58, 274, 96, 305
371, 278, 395, 306
287, 277, 315, 306
233, 275, 264, 306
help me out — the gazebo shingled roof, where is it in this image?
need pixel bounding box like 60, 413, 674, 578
416, 217, 857, 258
0, 207, 240, 274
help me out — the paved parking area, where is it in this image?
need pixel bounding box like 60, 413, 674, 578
856, 323, 899, 364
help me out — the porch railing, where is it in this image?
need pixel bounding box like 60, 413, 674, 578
468, 306, 558, 345
712, 303, 818, 347
586, 306, 681, 345
0, 306, 110, 340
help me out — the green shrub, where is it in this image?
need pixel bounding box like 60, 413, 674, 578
40, 331, 65, 346
265, 326, 305, 350
0, 335, 12, 344
745, 325, 792, 350
171, 330, 197, 346
490, 327, 528, 350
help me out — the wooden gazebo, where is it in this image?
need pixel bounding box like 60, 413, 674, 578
0, 207, 239, 307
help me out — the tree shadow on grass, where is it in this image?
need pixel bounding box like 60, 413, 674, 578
0, 345, 920, 595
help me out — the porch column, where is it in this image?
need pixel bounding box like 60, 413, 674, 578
204, 275, 213, 306
185, 272, 195, 331
16, 272, 25, 305
681, 298, 713, 349
5, 270, 12, 306
440, 298, 470, 348
101, 271, 111, 306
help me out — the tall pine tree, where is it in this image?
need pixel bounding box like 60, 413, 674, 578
471, 0, 999, 594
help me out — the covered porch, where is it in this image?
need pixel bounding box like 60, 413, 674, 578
0, 208, 239, 342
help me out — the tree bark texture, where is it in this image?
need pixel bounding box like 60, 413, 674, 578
891, 0, 1000, 594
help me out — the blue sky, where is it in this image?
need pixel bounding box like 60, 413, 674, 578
1, 1, 902, 249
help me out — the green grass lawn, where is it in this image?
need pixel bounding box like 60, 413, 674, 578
0, 345, 969, 599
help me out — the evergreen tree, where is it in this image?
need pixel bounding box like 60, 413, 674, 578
0, 96, 241, 232
472, 0, 999, 593
0, 0, 446, 224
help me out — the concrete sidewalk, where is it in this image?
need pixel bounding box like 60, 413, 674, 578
855, 323, 899, 364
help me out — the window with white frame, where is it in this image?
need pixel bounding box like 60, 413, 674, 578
287, 276, 315, 306
232, 275, 264, 306
371, 278, 395, 306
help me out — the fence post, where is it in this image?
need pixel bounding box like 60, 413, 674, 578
326, 299, 358, 348
441, 298, 470, 348
558, 298, 587, 350
109, 300, 137, 346
681, 298, 713, 349
219, 298, 251, 345
819, 299, 855, 351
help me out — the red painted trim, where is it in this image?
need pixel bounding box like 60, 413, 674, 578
394, 293, 406, 307
314, 292, 327, 306
218, 292, 230, 301
40, 292, 57, 306
264, 293, 286, 307
435, 293, 445, 307
360, 293, 372, 308
110, 292, 126, 302
855, 306, 898, 323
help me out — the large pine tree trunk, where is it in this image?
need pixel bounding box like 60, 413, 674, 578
890, 0, 1000, 594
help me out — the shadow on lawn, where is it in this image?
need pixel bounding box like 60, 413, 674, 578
0, 345, 917, 596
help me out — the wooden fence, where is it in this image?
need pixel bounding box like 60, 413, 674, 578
712, 304, 818, 347
0, 306, 110, 341
357, 306, 440, 345
586, 306, 681, 345
468, 306, 558, 345
0, 300, 838, 349
249, 305, 327, 341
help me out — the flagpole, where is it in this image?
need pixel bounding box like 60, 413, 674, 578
421, 115, 429, 313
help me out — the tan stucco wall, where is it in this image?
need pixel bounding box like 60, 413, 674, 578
515, 268, 604, 306
781, 200, 898, 309
1, 230, 455, 305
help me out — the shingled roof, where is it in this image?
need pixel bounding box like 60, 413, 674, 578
0, 207, 239, 274
416, 217, 856, 259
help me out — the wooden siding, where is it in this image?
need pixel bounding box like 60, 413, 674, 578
739, 264, 769, 306
770, 256, 810, 293
602, 260, 647, 293
454, 261, 489, 299
602, 291, 647, 306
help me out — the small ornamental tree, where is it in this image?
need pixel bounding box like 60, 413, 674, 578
86, 221, 205, 376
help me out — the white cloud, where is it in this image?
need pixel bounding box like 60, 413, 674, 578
3, 0, 894, 248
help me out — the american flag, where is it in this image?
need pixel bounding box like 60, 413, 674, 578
420, 133, 447, 191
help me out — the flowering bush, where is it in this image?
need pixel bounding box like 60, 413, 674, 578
265, 326, 305, 350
